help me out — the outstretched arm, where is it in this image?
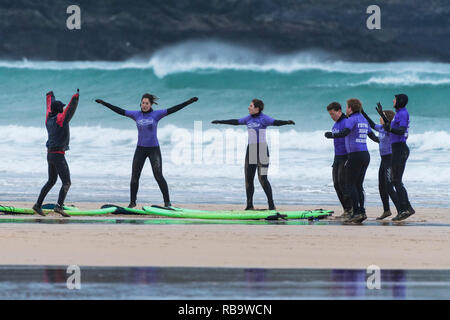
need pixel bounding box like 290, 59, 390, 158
324, 128, 351, 139
167, 97, 198, 115
211, 119, 241, 125
95, 99, 126, 116
384, 123, 407, 135
272, 120, 295, 126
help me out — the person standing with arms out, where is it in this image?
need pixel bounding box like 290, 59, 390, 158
377, 94, 414, 221
95, 94, 198, 208
212, 99, 295, 210
32, 89, 80, 217
326, 102, 352, 219
361, 108, 400, 220
325, 99, 379, 223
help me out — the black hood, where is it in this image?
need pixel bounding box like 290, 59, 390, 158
394, 94, 408, 109
51, 100, 65, 114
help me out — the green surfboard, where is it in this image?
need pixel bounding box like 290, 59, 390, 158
0, 205, 116, 216
142, 205, 333, 220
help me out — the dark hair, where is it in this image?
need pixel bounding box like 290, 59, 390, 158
383, 110, 395, 122
141, 93, 158, 105
346, 98, 362, 113
326, 102, 341, 112
252, 99, 264, 112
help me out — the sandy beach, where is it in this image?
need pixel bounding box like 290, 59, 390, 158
0, 201, 449, 269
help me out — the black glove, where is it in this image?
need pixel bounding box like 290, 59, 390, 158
77, 88, 80, 93
383, 123, 391, 132
189, 97, 199, 103
325, 132, 334, 139
211, 120, 220, 124
287, 120, 295, 125
376, 102, 383, 112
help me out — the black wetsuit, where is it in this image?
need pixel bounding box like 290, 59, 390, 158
326, 112, 379, 216
391, 142, 412, 212
244, 144, 274, 209
212, 114, 294, 209
362, 110, 400, 213
333, 155, 352, 212
97, 98, 197, 206
36, 91, 79, 206
130, 146, 169, 205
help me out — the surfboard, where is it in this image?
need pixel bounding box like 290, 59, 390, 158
142, 205, 333, 220
0, 205, 116, 216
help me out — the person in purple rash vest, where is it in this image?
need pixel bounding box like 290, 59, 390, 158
326, 102, 352, 219
325, 98, 379, 223
378, 94, 415, 221
361, 108, 401, 220
211, 99, 295, 210
95, 94, 198, 208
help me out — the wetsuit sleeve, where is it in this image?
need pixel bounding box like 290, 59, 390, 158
388, 112, 408, 135
368, 131, 380, 143
97, 100, 126, 116
167, 97, 198, 115
56, 92, 79, 127
212, 119, 240, 125
389, 126, 407, 135
46, 91, 55, 121
374, 124, 383, 132
331, 128, 351, 138
361, 110, 376, 130
272, 120, 295, 126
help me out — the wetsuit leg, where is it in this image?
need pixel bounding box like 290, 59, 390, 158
52, 153, 71, 206
148, 146, 171, 205
392, 143, 411, 211
130, 146, 148, 203
256, 146, 274, 208
345, 152, 368, 214
355, 151, 370, 212
36, 153, 58, 206
333, 156, 351, 211
244, 147, 257, 208
379, 157, 390, 212
380, 154, 401, 213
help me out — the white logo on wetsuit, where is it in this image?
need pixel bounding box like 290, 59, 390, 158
247, 122, 261, 128
137, 119, 154, 126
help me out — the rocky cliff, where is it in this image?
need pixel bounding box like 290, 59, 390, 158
0, 0, 448, 61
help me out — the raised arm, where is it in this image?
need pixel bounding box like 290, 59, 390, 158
95, 99, 126, 116
211, 119, 241, 125
57, 89, 79, 126
167, 97, 198, 115
361, 109, 376, 130
368, 131, 380, 143
46, 91, 55, 121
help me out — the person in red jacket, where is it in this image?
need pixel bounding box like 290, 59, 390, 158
32, 89, 80, 217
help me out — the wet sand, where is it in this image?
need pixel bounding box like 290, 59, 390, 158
0, 201, 449, 269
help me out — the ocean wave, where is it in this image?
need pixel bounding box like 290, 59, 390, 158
361, 75, 450, 86
1, 40, 450, 78
0, 125, 449, 152
0, 125, 448, 186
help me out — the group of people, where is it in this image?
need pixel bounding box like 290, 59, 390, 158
31, 88, 413, 224
31, 90, 295, 217
325, 94, 414, 223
